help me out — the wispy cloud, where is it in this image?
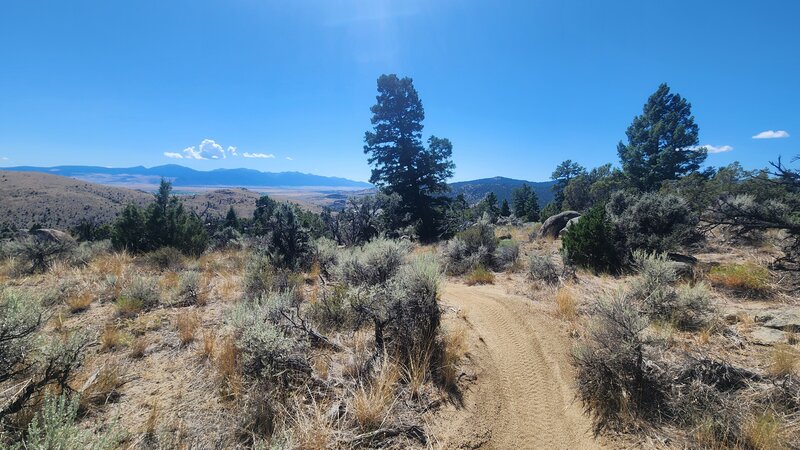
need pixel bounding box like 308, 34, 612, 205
163, 152, 183, 159
0, 156, 8, 161
285, 156, 293, 161
704, 144, 734, 154
753, 130, 790, 139
243, 152, 275, 159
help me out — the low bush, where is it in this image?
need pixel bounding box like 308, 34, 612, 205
707, 263, 771, 297
336, 238, 408, 286
243, 253, 300, 299
443, 219, 497, 275
5, 234, 77, 274
177, 271, 206, 306
494, 239, 520, 270
573, 295, 664, 432
14, 394, 122, 450
562, 205, 621, 274
144, 247, 185, 271
313, 237, 340, 281
465, 266, 494, 286
606, 191, 699, 255
308, 284, 355, 332
528, 254, 559, 285
116, 276, 160, 315
628, 252, 712, 330
387, 254, 442, 358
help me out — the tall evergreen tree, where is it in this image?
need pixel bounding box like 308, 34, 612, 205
363, 74, 455, 240
617, 83, 707, 191
224, 206, 240, 230
511, 183, 540, 221
500, 199, 511, 217
551, 160, 586, 208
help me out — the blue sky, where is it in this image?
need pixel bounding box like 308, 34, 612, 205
0, 0, 797, 182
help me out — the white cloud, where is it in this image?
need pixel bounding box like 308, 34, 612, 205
285, 156, 293, 161
163, 152, 184, 159
228, 146, 238, 157
704, 144, 734, 154
243, 152, 275, 159
0, 157, 8, 161
753, 130, 790, 139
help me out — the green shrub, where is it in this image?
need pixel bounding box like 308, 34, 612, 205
308, 285, 354, 332
387, 254, 442, 357
573, 295, 664, 432
177, 271, 205, 306
6, 235, 76, 274
561, 205, 621, 274
117, 276, 160, 314
69, 240, 112, 267
13, 394, 122, 450
0, 288, 42, 383
606, 191, 699, 255
443, 219, 497, 275
628, 252, 712, 330
527, 254, 559, 285
144, 246, 185, 271
265, 203, 312, 270
336, 238, 408, 287
243, 253, 301, 299
494, 239, 520, 270
313, 237, 340, 280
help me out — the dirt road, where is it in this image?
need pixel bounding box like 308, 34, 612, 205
438, 282, 602, 449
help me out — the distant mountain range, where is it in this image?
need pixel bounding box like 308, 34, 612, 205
0, 164, 373, 189
449, 177, 556, 206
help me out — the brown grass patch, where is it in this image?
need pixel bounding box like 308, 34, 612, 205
99, 325, 129, 352
80, 361, 125, 410
175, 312, 200, 346
744, 411, 787, 450
291, 396, 334, 449
198, 330, 216, 360
216, 336, 242, 399
439, 325, 467, 390
465, 266, 494, 286
554, 286, 577, 321
65, 292, 93, 313
768, 344, 798, 377
352, 358, 399, 430
128, 337, 149, 359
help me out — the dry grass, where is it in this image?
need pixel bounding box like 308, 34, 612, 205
129, 337, 149, 359
80, 361, 125, 410
216, 336, 242, 399
707, 263, 771, 297
175, 312, 200, 346
65, 291, 93, 313
743, 411, 787, 450
290, 396, 335, 450
99, 325, 129, 352
404, 345, 432, 399
554, 286, 577, 321
465, 266, 495, 286
439, 325, 467, 390
198, 330, 216, 360
144, 401, 160, 438
768, 344, 798, 377
352, 358, 399, 430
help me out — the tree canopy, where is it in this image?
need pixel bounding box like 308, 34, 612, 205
617, 83, 706, 191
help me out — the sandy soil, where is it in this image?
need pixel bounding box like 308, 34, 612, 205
434, 282, 603, 450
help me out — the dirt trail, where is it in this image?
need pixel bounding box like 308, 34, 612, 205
438, 282, 602, 450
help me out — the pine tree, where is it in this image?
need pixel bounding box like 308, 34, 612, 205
551, 160, 586, 208
224, 206, 239, 230
363, 74, 455, 240
617, 83, 706, 191
511, 183, 541, 221
500, 199, 511, 217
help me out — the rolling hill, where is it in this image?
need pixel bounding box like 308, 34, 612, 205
448, 177, 556, 206
1, 164, 372, 189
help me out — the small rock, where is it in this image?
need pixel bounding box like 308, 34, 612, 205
749, 327, 787, 346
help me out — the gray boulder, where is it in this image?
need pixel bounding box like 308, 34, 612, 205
31, 228, 75, 244
558, 216, 581, 238
759, 309, 800, 332
538, 211, 580, 239
749, 327, 787, 345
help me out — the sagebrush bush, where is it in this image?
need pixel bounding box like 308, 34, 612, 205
313, 237, 340, 280
628, 252, 712, 330
336, 238, 408, 286
243, 253, 300, 299
494, 239, 520, 270
14, 394, 122, 450
387, 254, 442, 358
573, 295, 664, 432
0, 288, 42, 383
442, 219, 497, 275
606, 191, 699, 255
308, 284, 354, 332
6, 234, 76, 274
228, 292, 308, 383
177, 271, 206, 306
527, 254, 559, 285
562, 205, 621, 274
69, 240, 112, 267
117, 276, 160, 314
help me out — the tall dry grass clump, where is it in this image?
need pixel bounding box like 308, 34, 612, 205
439, 325, 467, 390
352, 358, 399, 430
707, 263, 771, 297
175, 312, 200, 346
554, 286, 577, 320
